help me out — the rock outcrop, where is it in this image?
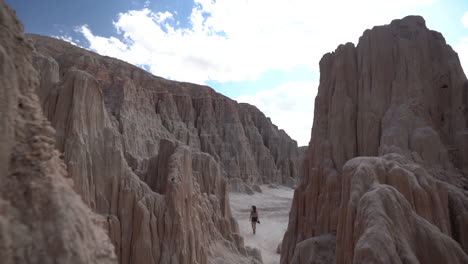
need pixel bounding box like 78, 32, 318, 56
30, 34, 302, 190
24, 25, 303, 263
0, 1, 116, 263
27, 37, 261, 264
281, 16, 468, 264
291, 234, 335, 264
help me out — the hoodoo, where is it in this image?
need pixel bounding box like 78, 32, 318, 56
0, 2, 116, 263
281, 16, 468, 264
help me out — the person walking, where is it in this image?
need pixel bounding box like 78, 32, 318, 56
250, 205, 260, 234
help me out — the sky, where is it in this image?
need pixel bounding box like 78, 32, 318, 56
7, 0, 468, 146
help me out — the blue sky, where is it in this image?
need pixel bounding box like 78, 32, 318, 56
7, 0, 468, 146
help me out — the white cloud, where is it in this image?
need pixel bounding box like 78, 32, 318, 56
52, 35, 78, 46
462, 11, 468, 28
69, 0, 445, 144
458, 11, 468, 75
456, 37, 468, 74
235, 82, 318, 146
74, 0, 440, 85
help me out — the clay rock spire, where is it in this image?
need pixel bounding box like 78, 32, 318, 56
281, 16, 468, 264
0, 1, 117, 263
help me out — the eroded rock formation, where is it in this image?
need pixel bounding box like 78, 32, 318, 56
27, 38, 258, 264
281, 16, 468, 264
23, 25, 303, 263
0, 1, 116, 263
30, 34, 302, 190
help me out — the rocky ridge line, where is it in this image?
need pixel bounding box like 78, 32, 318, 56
30, 33, 303, 191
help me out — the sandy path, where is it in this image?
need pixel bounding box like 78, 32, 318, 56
229, 185, 294, 264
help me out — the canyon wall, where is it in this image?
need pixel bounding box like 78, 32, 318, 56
281, 16, 468, 264
0, 1, 116, 263
30, 34, 302, 190
25, 27, 303, 263
0, 0, 300, 262
29, 35, 263, 264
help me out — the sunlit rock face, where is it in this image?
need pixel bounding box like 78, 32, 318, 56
0, 1, 117, 263
281, 16, 468, 264
26, 28, 302, 263
30, 34, 302, 190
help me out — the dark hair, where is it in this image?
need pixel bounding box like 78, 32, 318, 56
252, 205, 256, 212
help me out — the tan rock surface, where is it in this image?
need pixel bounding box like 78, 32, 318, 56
30, 34, 302, 188
0, 1, 116, 263
24, 28, 303, 263
282, 16, 468, 264
291, 234, 335, 264
338, 155, 467, 264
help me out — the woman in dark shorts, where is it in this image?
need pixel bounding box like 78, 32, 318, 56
250, 205, 260, 234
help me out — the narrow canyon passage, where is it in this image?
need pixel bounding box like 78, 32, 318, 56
230, 185, 294, 264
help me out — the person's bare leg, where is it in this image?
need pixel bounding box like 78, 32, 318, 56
253, 222, 256, 234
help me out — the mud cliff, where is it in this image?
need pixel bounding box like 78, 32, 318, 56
28, 36, 262, 264
281, 16, 468, 263
30, 34, 302, 190
0, 1, 117, 263
24, 23, 302, 263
